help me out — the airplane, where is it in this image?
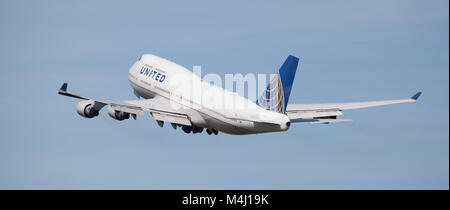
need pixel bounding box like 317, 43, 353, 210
58, 54, 421, 135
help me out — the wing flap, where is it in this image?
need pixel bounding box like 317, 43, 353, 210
151, 112, 191, 126
110, 104, 144, 115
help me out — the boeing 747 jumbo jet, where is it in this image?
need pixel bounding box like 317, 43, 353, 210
58, 54, 421, 135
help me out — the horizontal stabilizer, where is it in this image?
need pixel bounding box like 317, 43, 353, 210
286, 109, 342, 119
291, 118, 352, 124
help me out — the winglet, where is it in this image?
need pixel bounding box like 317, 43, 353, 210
410, 91, 422, 101
58, 83, 89, 100
59, 83, 68, 93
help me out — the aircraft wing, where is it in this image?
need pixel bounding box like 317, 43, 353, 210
286, 92, 421, 124
58, 83, 192, 125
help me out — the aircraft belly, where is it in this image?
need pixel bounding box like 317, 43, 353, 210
204, 115, 281, 135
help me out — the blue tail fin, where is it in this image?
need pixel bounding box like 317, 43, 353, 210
256, 55, 299, 113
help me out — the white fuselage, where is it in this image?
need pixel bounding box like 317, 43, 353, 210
127, 54, 290, 135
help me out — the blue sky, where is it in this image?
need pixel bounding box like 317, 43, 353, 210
0, 0, 448, 189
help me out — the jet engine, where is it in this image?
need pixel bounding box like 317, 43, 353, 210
107, 106, 130, 121
76, 100, 99, 118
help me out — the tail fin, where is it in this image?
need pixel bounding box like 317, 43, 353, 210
256, 55, 299, 113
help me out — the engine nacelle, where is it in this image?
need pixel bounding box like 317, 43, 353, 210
76, 100, 99, 118
107, 106, 130, 121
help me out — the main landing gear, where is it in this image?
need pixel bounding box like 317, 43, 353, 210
162, 121, 219, 135
180, 125, 218, 135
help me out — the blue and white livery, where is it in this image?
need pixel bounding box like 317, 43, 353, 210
58, 54, 421, 135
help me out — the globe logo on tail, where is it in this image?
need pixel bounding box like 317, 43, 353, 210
257, 73, 286, 113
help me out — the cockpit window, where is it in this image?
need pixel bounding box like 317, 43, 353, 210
138, 56, 142, 61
